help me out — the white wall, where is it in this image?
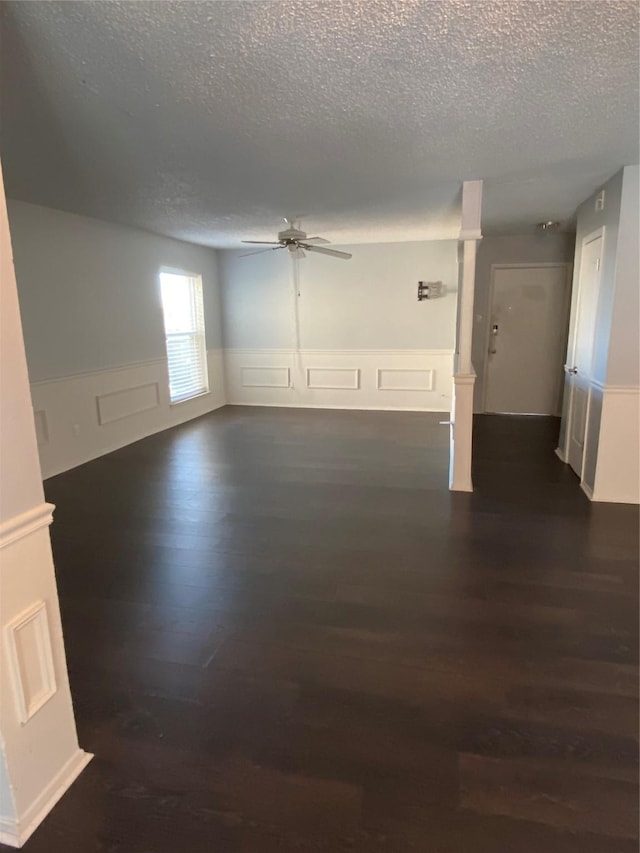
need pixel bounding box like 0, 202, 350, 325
471, 233, 575, 411
219, 241, 458, 411
220, 241, 457, 350
8, 201, 226, 477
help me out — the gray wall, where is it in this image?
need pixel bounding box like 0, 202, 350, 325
605, 165, 639, 387
219, 240, 459, 351
7, 201, 223, 382
471, 233, 575, 410
569, 169, 625, 387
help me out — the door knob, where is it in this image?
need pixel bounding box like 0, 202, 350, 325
564, 365, 578, 375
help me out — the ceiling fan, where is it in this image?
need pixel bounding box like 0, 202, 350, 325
240, 218, 352, 260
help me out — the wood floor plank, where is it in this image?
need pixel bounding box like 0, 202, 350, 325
12, 408, 637, 852
459, 752, 639, 838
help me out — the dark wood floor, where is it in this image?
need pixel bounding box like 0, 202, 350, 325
16, 408, 640, 851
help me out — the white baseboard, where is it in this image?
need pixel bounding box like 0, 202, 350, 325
554, 446, 567, 463
224, 348, 454, 413
0, 749, 92, 848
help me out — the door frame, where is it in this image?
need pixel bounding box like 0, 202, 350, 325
558, 226, 605, 475
482, 262, 573, 414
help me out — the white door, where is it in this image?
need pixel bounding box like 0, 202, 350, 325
485, 265, 570, 415
566, 233, 603, 477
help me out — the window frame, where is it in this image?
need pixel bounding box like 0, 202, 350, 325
159, 267, 210, 406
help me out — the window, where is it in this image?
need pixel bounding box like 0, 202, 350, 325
159, 271, 209, 403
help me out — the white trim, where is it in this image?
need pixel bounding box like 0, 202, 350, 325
169, 389, 212, 407
604, 386, 640, 396
96, 381, 160, 425
590, 379, 640, 396
241, 366, 291, 388
224, 402, 450, 413
453, 372, 476, 386
555, 446, 567, 463
458, 229, 482, 241
225, 348, 454, 412
5, 601, 57, 724
29, 356, 167, 387
159, 264, 203, 280
0, 503, 54, 550
376, 368, 435, 392
225, 348, 454, 357
306, 367, 360, 390
0, 750, 92, 848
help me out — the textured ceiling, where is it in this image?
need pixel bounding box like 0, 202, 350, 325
0, 1, 638, 246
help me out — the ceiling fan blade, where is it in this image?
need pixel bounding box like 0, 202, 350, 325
239, 246, 286, 257
241, 240, 282, 245
303, 244, 352, 260
304, 237, 330, 244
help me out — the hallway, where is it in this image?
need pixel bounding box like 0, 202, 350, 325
15, 408, 639, 851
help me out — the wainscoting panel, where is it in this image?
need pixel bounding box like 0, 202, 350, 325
0, 504, 92, 847
225, 349, 454, 412
5, 601, 57, 725
31, 349, 454, 477
30, 350, 226, 479
377, 368, 434, 392
591, 384, 640, 504
306, 367, 360, 390
241, 366, 290, 388
96, 382, 160, 426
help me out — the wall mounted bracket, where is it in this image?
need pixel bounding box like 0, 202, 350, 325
418, 281, 443, 301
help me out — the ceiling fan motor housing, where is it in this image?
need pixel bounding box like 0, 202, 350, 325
278, 226, 307, 242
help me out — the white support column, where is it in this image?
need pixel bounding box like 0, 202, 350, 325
458, 239, 477, 374
0, 160, 91, 848
450, 180, 483, 492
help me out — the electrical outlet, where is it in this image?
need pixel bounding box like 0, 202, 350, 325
595, 189, 605, 212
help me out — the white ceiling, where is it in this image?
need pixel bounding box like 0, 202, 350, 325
1, 1, 638, 247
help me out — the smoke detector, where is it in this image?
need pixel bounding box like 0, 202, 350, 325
536, 221, 561, 233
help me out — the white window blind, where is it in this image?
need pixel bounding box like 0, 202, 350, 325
160, 271, 209, 404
